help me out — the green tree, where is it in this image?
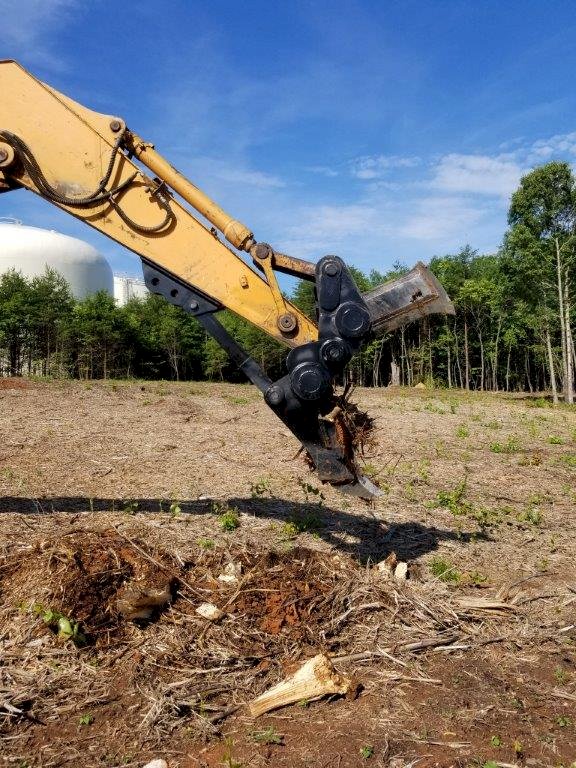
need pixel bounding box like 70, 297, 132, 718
503, 161, 576, 403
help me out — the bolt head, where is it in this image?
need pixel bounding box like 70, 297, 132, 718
189, 300, 199, 312
110, 119, 122, 133
253, 242, 272, 260
265, 385, 284, 407
277, 313, 298, 333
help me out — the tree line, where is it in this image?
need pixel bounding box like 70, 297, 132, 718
1, 161, 575, 401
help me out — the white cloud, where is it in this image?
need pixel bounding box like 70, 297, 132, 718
3, 0, 78, 69
351, 154, 421, 180
306, 165, 340, 178
431, 154, 523, 198
527, 131, 576, 162
203, 161, 285, 190
399, 196, 486, 241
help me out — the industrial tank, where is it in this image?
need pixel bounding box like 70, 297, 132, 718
0, 221, 113, 298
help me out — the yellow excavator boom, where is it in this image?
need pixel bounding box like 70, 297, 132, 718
0, 60, 454, 497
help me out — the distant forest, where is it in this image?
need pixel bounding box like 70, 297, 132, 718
1, 161, 575, 403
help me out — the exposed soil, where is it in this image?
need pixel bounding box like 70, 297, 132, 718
0, 380, 575, 768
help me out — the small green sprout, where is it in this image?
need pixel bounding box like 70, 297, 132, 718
78, 713, 94, 726
555, 715, 572, 727
359, 745, 374, 759
250, 478, 273, 498
490, 436, 520, 454
250, 726, 283, 745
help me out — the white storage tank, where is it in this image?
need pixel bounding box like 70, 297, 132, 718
113, 274, 149, 306
0, 221, 113, 299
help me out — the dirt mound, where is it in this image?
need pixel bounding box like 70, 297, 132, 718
182, 548, 356, 645
0, 377, 32, 389
0, 528, 178, 644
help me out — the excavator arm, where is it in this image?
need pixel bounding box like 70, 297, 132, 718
0, 60, 454, 498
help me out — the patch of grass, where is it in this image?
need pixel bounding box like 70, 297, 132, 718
359, 745, 374, 759
212, 501, 240, 531
249, 478, 273, 498
362, 462, 380, 479
431, 479, 471, 516
490, 734, 502, 747
516, 502, 543, 527
429, 556, 461, 584
219, 510, 240, 531
169, 501, 181, 517
559, 454, 576, 468
197, 537, 215, 549
456, 424, 470, 438
122, 500, 139, 515
527, 396, 551, 408
226, 395, 250, 405
518, 453, 541, 466
298, 479, 325, 504
554, 715, 572, 727
554, 666, 570, 685
548, 435, 564, 445
281, 509, 323, 536
249, 726, 283, 745
489, 436, 520, 454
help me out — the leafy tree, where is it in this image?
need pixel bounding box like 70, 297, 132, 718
503, 161, 576, 403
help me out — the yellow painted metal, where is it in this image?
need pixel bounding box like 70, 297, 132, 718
0, 60, 317, 347
126, 132, 254, 252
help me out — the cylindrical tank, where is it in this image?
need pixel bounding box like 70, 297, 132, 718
0, 221, 113, 299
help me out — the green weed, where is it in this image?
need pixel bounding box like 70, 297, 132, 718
281, 509, 323, 536
212, 501, 240, 531
25, 602, 87, 646
359, 745, 375, 759
250, 478, 273, 498
516, 503, 543, 526
249, 726, 283, 745
429, 556, 461, 584
431, 479, 471, 516
489, 436, 520, 454
78, 713, 94, 726
555, 715, 572, 727
197, 537, 215, 549
554, 667, 570, 685
298, 479, 325, 503
219, 510, 240, 531
456, 424, 470, 438
548, 435, 564, 445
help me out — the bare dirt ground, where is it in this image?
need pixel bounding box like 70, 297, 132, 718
0, 379, 575, 768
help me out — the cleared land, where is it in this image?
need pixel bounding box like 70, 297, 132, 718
0, 379, 575, 768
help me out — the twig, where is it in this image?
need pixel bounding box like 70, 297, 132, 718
331, 633, 460, 664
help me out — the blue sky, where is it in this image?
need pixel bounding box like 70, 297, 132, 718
2, 0, 576, 281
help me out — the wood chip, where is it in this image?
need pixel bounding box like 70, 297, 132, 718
195, 602, 224, 622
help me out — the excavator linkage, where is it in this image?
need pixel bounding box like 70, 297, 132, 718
0, 59, 455, 499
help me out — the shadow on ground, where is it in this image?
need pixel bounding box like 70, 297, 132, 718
0, 494, 482, 562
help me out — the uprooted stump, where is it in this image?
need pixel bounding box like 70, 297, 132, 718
247, 653, 356, 717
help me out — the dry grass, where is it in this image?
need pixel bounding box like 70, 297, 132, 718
0, 380, 575, 767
